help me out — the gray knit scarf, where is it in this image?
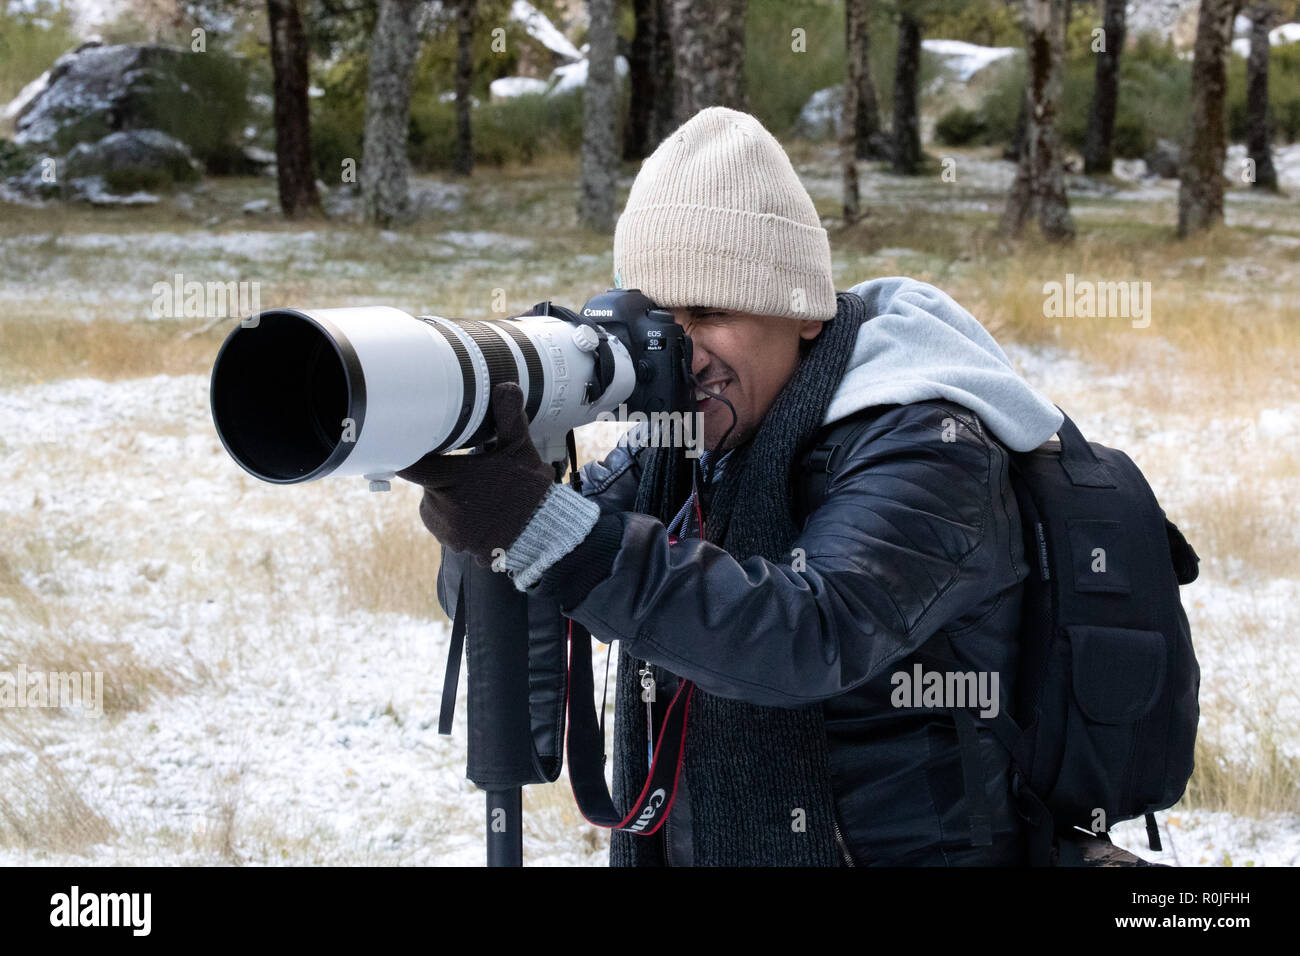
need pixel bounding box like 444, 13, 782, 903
610, 291, 869, 866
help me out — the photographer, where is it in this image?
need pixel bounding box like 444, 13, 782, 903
399, 107, 1064, 866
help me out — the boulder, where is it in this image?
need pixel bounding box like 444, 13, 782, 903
10, 41, 248, 171
14, 43, 189, 154
1144, 138, 1183, 179
793, 86, 842, 141
63, 129, 202, 191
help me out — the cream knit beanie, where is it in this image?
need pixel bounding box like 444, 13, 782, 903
613, 106, 837, 321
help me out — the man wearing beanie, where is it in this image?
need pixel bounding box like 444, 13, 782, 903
400, 107, 1064, 866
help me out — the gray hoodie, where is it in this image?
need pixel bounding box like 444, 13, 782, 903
830, 276, 1062, 451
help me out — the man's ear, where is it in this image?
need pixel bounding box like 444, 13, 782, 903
798, 320, 823, 342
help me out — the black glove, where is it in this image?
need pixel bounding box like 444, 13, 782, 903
397, 382, 555, 567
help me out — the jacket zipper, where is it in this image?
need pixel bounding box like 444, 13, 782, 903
831, 814, 856, 867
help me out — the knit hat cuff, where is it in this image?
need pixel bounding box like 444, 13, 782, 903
615, 203, 837, 320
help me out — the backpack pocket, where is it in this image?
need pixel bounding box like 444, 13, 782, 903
1048, 624, 1168, 825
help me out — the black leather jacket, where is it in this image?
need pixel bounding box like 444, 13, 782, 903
439, 398, 1030, 865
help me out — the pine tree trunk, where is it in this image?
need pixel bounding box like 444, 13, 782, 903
999, 0, 1075, 241
1246, 3, 1279, 191
624, 0, 657, 160
453, 0, 475, 177
266, 0, 320, 217
1178, 0, 1239, 236
847, 0, 884, 160
1082, 0, 1126, 174
670, 0, 746, 122
361, 0, 424, 226
580, 0, 617, 231
650, 0, 676, 142
892, 12, 922, 175
842, 0, 861, 224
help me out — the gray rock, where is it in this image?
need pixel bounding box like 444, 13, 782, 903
63, 129, 202, 191
323, 183, 360, 219
410, 179, 466, 218
67, 176, 160, 205
1144, 138, 1183, 179
10, 41, 249, 175
242, 198, 272, 215
793, 86, 842, 141
792, 87, 891, 159
13, 44, 190, 154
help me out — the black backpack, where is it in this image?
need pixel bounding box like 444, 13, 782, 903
998, 408, 1201, 864
800, 404, 1202, 866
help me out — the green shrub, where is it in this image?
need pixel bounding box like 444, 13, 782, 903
1228, 41, 1300, 143
145, 50, 251, 173
0, 137, 33, 176
746, 0, 846, 136
970, 35, 1191, 159
935, 105, 986, 145
407, 89, 585, 170
926, 1, 1022, 48
971, 56, 1026, 147
0, 0, 77, 107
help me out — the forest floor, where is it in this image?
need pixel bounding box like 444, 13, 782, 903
1, 145, 1297, 865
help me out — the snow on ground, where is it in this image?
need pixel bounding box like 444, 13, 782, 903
0, 372, 611, 865
923, 38, 1017, 82
510, 0, 582, 62
1001, 341, 1300, 865
1232, 22, 1300, 58
490, 76, 549, 101
0, 227, 542, 321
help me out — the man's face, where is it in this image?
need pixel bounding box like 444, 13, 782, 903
671, 307, 823, 453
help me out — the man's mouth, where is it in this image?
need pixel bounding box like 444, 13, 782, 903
694, 380, 731, 405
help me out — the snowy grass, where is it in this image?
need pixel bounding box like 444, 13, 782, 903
1, 154, 1296, 865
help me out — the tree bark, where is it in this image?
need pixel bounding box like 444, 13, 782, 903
999, 0, 1075, 241
650, 0, 677, 142
892, 11, 922, 175
453, 0, 475, 177
1082, 0, 1126, 174
842, 0, 861, 223
625, 0, 657, 159
847, 0, 884, 160
1246, 3, 1279, 191
361, 0, 425, 226
580, 0, 617, 230
669, 0, 747, 122
266, 0, 320, 217
1178, 0, 1240, 235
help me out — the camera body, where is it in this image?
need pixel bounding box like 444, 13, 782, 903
542, 288, 694, 417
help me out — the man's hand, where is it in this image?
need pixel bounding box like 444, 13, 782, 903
397, 382, 555, 567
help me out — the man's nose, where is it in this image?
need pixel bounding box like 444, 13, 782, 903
670, 309, 711, 377
689, 337, 711, 378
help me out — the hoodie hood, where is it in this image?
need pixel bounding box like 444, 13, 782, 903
823, 277, 1063, 452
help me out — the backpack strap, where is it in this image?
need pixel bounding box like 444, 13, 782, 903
912, 633, 998, 849
1053, 408, 1117, 488
795, 407, 893, 519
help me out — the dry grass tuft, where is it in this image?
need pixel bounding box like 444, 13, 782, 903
0, 724, 117, 852
334, 488, 446, 621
